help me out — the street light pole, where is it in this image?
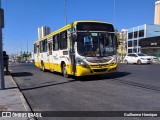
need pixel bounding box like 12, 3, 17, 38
64, 0, 67, 25
114, 0, 116, 26
0, 0, 5, 90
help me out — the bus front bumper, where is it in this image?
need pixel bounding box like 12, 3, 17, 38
75, 64, 117, 76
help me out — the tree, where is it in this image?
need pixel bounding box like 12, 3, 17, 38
114, 28, 121, 46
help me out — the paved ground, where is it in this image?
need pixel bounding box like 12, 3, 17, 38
8, 63, 160, 120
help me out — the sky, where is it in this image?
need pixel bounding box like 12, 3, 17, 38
1, 0, 157, 55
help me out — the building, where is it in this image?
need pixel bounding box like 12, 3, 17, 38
127, 24, 160, 58
38, 26, 51, 39
154, 0, 160, 25
139, 36, 160, 57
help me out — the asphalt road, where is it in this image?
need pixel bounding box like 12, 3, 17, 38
9, 63, 160, 120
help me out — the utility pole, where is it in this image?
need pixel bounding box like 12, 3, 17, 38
64, 0, 67, 25
114, 0, 116, 26
0, 0, 5, 90
27, 39, 28, 60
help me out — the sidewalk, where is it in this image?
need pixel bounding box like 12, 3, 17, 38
0, 71, 31, 120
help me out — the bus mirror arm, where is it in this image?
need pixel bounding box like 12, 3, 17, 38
72, 33, 77, 42
69, 34, 77, 42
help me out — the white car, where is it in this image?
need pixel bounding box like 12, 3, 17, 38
147, 56, 159, 63
124, 53, 152, 64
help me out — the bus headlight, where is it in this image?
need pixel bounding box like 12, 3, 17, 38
76, 59, 89, 68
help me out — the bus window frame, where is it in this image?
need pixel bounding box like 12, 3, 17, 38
48, 41, 52, 55
60, 30, 67, 50
53, 34, 60, 51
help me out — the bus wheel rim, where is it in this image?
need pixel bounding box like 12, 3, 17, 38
63, 64, 67, 76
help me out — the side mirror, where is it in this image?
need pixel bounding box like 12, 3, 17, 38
114, 35, 118, 48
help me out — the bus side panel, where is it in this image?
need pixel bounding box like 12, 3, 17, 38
66, 64, 73, 75
44, 62, 50, 70
53, 63, 61, 73
51, 50, 71, 74
41, 52, 49, 70
34, 53, 41, 68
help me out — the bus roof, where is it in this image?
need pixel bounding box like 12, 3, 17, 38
72, 20, 111, 26
34, 20, 112, 44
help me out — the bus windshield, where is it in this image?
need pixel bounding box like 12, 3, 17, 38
77, 32, 117, 57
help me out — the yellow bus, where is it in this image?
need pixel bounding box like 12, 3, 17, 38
34, 20, 117, 77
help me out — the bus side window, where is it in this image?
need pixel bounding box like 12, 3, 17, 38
37, 45, 40, 55
43, 39, 47, 52
48, 42, 52, 55
53, 35, 59, 51
40, 41, 43, 53
60, 31, 67, 50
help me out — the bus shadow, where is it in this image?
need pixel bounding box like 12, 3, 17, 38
19, 72, 131, 91
11, 72, 33, 77
47, 71, 131, 82
45, 70, 131, 81
74, 71, 131, 81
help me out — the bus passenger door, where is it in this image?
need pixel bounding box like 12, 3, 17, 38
69, 33, 76, 75
48, 41, 53, 70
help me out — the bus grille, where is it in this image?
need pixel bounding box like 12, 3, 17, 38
90, 64, 109, 68
93, 68, 107, 72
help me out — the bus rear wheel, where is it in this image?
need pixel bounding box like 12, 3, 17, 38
62, 63, 69, 78
41, 61, 46, 72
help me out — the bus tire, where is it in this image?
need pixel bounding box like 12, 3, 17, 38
41, 61, 46, 72
62, 63, 69, 78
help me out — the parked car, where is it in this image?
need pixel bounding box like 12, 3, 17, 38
124, 53, 152, 64
147, 56, 159, 63
25, 60, 30, 63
